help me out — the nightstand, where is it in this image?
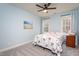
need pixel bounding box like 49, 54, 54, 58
66, 35, 75, 48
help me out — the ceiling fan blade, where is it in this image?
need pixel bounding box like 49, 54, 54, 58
36, 4, 44, 8
47, 7, 56, 9
47, 3, 51, 7
43, 3, 51, 9
38, 9, 44, 12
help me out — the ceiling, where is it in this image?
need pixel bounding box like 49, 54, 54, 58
10, 3, 79, 17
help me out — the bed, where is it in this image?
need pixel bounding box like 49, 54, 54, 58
33, 32, 66, 56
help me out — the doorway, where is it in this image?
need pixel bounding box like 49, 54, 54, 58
42, 19, 49, 33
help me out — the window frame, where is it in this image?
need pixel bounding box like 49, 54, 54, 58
61, 14, 72, 34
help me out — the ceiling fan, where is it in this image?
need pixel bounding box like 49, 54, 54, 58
36, 3, 56, 13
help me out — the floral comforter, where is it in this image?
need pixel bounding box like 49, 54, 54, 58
33, 32, 66, 56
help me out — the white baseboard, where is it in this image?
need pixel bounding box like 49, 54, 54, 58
0, 40, 33, 53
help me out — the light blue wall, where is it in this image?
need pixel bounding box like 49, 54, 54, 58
49, 11, 73, 32
49, 8, 79, 46
49, 14, 61, 32
75, 8, 79, 45
0, 4, 41, 48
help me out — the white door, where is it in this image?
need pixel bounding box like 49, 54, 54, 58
42, 19, 49, 33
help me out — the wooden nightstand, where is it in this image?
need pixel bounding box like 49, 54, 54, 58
66, 35, 75, 48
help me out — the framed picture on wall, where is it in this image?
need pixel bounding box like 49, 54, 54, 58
24, 20, 33, 29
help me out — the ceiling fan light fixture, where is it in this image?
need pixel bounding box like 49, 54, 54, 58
42, 9, 48, 13
36, 3, 56, 13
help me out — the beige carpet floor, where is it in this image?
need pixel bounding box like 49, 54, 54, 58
0, 42, 79, 56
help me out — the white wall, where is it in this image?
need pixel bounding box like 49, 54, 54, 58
0, 4, 41, 48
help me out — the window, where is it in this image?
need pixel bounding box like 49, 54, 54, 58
42, 19, 49, 33
61, 15, 72, 33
